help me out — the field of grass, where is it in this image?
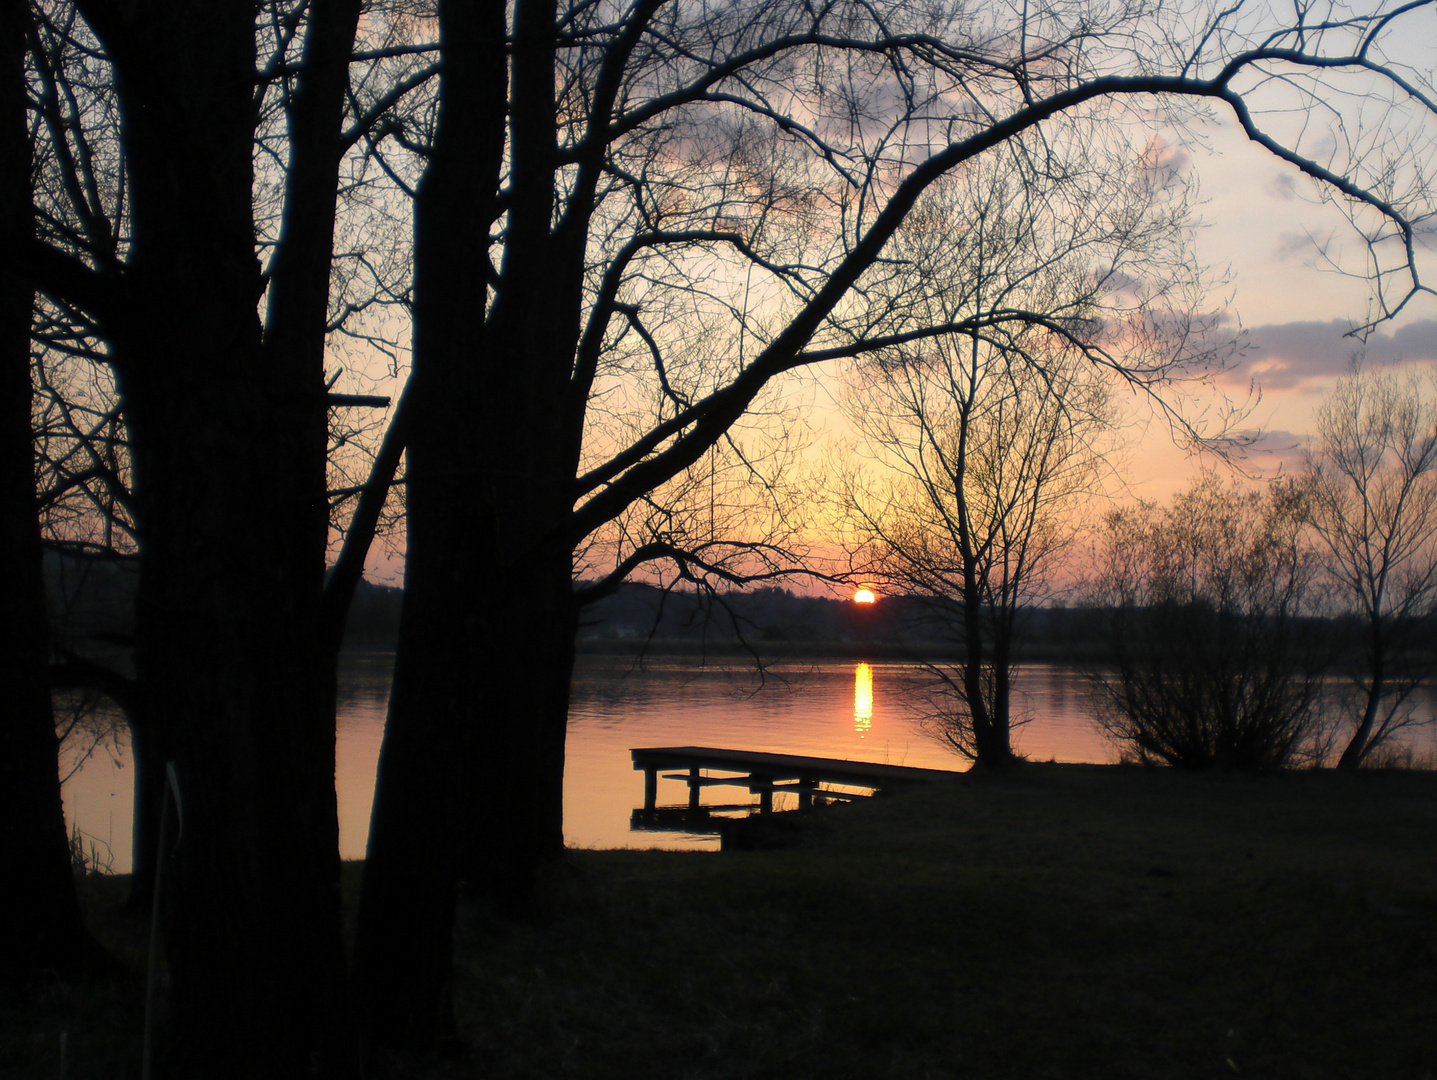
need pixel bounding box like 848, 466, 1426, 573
7, 765, 1436, 1079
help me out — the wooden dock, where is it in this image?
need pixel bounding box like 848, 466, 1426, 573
631, 745, 957, 815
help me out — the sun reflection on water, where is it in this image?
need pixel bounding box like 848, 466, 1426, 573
854, 661, 873, 735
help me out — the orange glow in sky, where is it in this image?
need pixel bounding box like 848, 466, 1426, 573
853, 585, 877, 604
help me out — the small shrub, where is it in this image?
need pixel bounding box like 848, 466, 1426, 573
1083, 474, 1325, 769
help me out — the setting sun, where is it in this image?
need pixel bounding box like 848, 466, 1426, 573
853, 585, 877, 604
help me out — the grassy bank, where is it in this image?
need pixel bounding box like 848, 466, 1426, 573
8, 765, 1436, 1078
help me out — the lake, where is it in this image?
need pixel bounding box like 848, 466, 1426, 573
58, 654, 1118, 872
65, 653, 1437, 870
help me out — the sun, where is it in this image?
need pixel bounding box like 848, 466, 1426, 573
853, 585, 877, 604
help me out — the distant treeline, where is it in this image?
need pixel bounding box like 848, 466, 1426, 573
43, 560, 1427, 668
338, 579, 1133, 661
573, 582, 1113, 662
43, 560, 1085, 660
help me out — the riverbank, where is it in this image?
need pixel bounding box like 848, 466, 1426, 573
10, 764, 1436, 1077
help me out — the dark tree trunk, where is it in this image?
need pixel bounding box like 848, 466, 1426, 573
65, 3, 360, 1072
126, 706, 164, 907
458, 0, 579, 896
961, 580, 1017, 767
961, 578, 992, 751
1337, 639, 1386, 770
0, 0, 87, 989
358, 0, 587, 1045
465, 560, 578, 902
255, 2, 367, 1059
949, 397, 1016, 770
355, 0, 508, 1050
963, 620, 1019, 767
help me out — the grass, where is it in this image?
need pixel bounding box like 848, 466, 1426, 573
6, 765, 1436, 1079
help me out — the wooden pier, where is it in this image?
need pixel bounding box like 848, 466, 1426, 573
631, 745, 956, 816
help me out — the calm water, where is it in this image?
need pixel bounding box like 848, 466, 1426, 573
58, 655, 1116, 871
60, 655, 1437, 870
564, 657, 1114, 851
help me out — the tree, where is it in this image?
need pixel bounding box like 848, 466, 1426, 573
1085, 474, 1325, 769
1304, 362, 1437, 768
18, 0, 433, 1071
838, 140, 1198, 767
0, 0, 87, 990
13, 0, 1436, 1065
356, 0, 1437, 1049
68, 3, 361, 1069
23, 1, 426, 911
848, 343, 1115, 766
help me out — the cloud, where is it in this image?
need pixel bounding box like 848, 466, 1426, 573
1140, 136, 1192, 188
1229, 428, 1308, 475
1219, 318, 1437, 390
1273, 231, 1315, 261
1266, 172, 1299, 201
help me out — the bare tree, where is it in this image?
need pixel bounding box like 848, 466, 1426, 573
849, 347, 1116, 765
838, 142, 1184, 766
11, 0, 1436, 1065
357, 0, 1437, 1048
1303, 362, 1437, 768
1085, 474, 1325, 769
0, 0, 88, 990
19, 0, 438, 1070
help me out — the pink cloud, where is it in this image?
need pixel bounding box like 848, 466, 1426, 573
1229, 428, 1308, 475
1219, 318, 1437, 390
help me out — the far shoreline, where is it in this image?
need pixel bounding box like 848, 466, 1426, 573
340, 638, 1106, 664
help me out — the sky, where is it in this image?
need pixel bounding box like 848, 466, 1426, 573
1109, 113, 1437, 501
359, 84, 1437, 587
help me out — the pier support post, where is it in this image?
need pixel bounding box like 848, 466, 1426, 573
643, 767, 657, 812
798, 777, 817, 810
754, 774, 773, 814
688, 765, 702, 811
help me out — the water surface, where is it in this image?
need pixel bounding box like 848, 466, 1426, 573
60, 654, 1123, 871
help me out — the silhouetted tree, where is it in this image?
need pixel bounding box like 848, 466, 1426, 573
357, 0, 1437, 1049
1304, 362, 1437, 767
839, 148, 1187, 767
18, 0, 426, 1071
1085, 475, 1324, 769
12, 0, 1437, 1066
0, 0, 86, 991
23, 2, 425, 914
68, 4, 359, 1071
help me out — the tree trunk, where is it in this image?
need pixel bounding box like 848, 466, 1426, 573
355, 0, 508, 1050
1336, 645, 1386, 770
0, 0, 87, 988
465, 561, 578, 906
67, 4, 355, 1072
358, 0, 587, 1044
126, 706, 164, 907
120, 208, 343, 1071
463, 0, 582, 895
962, 587, 1009, 766
964, 599, 1018, 768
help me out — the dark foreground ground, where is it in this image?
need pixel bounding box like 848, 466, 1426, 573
8, 765, 1437, 1079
